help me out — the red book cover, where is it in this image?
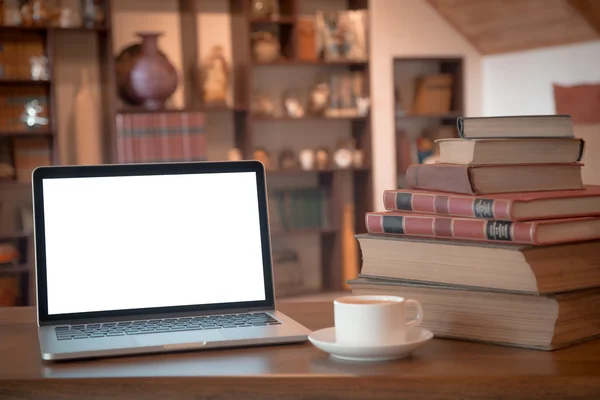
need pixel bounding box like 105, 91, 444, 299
130, 114, 142, 163
180, 112, 192, 161
189, 111, 206, 160
166, 113, 183, 161
383, 186, 600, 221
365, 211, 600, 245
158, 112, 170, 161
116, 113, 126, 163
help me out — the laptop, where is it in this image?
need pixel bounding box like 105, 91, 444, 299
32, 161, 311, 361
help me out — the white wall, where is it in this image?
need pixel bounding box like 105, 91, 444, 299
483, 40, 600, 116
370, 0, 482, 210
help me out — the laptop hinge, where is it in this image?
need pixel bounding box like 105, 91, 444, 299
39, 305, 275, 326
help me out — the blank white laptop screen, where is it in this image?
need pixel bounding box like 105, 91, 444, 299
41, 172, 266, 315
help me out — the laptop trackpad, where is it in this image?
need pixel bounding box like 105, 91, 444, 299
132, 330, 226, 347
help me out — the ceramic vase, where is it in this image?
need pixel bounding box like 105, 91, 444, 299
122, 32, 178, 109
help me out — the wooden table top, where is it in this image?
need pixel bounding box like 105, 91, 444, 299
2, 302, 600, 400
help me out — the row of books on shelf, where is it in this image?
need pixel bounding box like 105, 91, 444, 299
0, 35, 45, 79
269, 188, 331, 231
353, 114, 600, 351
0, 87, 49, 132
116, 112, 207, 163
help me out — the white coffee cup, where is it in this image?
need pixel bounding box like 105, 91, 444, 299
334, 295, 423, 346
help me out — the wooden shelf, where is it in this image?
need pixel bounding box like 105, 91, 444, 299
271, 228, 338, 235
267, 167, 370, 176
249, 17, 295, 24
0, 79, 51, 85
117, 106, 243, 114
251, 115, 368, 122
0, 264, 32, 274
396, 112, 462, 120
0, 130, 53, 137
0, 25, 109, 33
252, 59, 368, 67
0, 232, 29, 241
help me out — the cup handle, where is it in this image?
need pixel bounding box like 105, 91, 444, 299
405, 299, 423, 328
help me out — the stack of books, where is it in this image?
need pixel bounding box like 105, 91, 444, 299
351, 115, 600, 350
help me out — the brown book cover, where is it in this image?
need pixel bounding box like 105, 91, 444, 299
383, 185, 600, 221
365, 211, 600, 245
405, 163, 583, 194
297, 17, 317, 61
457, 115, 573, 139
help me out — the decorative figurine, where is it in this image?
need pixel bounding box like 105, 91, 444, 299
202, 45, 229, 106
333, 139, 355, 169
278, 149, 297, 170
315, 148, 330, 170
252, 31, 280, 63
21, 0, 49, 26
21, 99, 49, 128
309, 82, 330, 116
30, 56, 49, 80
5, 0, 22, 26
58, 0, 82, 28
283, 91, 304, 118
83, 0, 105, 28
253, 92, 275, 117
253, 147, 272, 169
353, 148, 364, 168
227, 148, 243, 161
250, 0, 278, 19
299, 149, 315, 170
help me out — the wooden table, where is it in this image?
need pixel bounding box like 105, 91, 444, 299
1, 303, 600, 400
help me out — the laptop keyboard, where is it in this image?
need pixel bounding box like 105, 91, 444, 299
54, 312, 281, 340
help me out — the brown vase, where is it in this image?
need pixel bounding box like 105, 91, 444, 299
125, 32, 178, 110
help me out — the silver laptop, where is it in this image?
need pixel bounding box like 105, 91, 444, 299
32, 161, 311, 361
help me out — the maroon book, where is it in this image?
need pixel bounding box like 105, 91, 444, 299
383, 186, 600, 221
365, 211, 600, 245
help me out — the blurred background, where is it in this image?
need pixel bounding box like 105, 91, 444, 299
0, 0, 599, 306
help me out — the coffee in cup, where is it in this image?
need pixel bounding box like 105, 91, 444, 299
334, 295, 423, 346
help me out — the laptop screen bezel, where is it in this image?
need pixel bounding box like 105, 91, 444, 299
33, 161, 276, 324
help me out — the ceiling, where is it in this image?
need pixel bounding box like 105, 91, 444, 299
426, 0, 600, 54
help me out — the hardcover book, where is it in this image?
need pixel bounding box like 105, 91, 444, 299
383, 186, 600, 221
355, 233, 600, 294
348, 276, 600, 350
365, 211, 600, 245
457, 115, 573, 139
405, 163, 584, 194
436, 137, 584, 165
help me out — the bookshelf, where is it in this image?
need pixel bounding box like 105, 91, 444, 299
99, 0, 371, 293
393, 57, 464, 188
0, 1, 113, 306
230, 0, 372, 291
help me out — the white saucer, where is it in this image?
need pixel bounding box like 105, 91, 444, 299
308, 327, 433, 362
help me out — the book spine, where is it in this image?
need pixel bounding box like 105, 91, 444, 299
383, 190, 513, 220
405, 164, 476, 194
365, 212, 537, 244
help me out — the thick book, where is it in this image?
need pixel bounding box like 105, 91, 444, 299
355, 233, 600, 294
365, 211, 600, 245
348, 276, 600, 350
405, 163, 583, 194
436, 138, 585, 165
457, 115, 573, 139
383, 186, 600, 221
